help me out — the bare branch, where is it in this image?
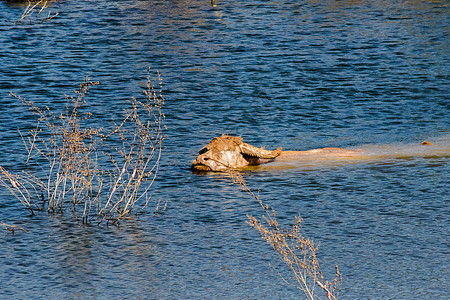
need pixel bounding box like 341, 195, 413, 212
231, 172, 341, 300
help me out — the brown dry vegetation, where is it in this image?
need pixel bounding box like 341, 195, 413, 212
0, 68, 165, 225
5, 0, 59, 23
231, 172, 341, 300
0, 222, 28, 233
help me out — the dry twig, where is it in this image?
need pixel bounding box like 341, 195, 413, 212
0, 222, 28, 233
230, 172, 341, 300
16, 0, 59, 23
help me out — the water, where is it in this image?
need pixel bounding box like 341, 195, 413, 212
0, 0, 449, 298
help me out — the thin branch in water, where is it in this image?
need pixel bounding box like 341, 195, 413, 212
1, 222, 28, 233
16, 0, 59, 24
230, 171, 342, 300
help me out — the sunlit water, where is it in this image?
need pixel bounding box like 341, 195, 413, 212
0, 0, 449, 299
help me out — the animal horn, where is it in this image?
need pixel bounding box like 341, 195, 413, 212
240, 143, 282, 159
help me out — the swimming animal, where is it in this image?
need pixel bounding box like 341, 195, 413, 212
191, 135, 365, 171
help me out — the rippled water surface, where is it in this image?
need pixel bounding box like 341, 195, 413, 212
1, 1, 449, 299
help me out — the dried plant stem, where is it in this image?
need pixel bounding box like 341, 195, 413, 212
18, 0, 59, 23
1, 222, 28, 233
230, 172, 341, 300
0, 166, 36, 214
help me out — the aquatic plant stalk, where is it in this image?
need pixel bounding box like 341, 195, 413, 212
17, 0, 59, 23
231, 172, 341, 300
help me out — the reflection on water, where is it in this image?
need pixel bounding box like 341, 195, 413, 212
360, 136, 450, 158
0, 0, 449, 299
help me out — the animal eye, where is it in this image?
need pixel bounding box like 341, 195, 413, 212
199, 147, 208, 154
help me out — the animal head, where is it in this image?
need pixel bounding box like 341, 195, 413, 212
191, 135, 282, 172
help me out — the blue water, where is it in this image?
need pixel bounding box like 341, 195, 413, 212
1, 0, 449, 299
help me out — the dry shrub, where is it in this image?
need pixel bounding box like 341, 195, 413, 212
231, 172, 341, 300
0, 68, 165, 224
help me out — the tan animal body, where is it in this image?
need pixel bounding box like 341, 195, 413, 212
191, 135, 444, 172
191, 135, 363, 172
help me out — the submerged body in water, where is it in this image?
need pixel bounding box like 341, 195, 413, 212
192, 135, 449, 172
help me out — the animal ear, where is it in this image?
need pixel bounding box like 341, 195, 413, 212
240, 143, 282, 159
